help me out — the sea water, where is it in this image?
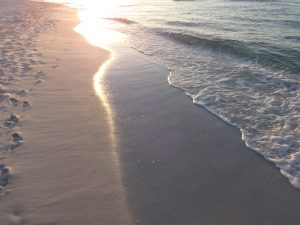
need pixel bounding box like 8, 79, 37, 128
47, 0, 300, 189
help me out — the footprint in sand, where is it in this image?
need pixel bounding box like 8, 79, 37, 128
8, 97, 19, 106
0, 68, 5, 76
0, 76, 20, 85
4, 113, 19, 128
34, 79, 42, 85
34, 71, 46, 84
7, 97, 30, 109
22, 101, 30, 109
8, 133, 23, 151
0, 93, 10, 102
36, 70, 45, 77
0, 164, 10, 188
17, 90, 27, 96
8, 206, 28, 225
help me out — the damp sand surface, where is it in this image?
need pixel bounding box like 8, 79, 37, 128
99, 29, 300, 225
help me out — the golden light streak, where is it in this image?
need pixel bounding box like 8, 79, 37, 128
74, 23, 125, 153
93, 57, 119, 153
73, 2, 127, 186
92, 51, 133, 225
72, 1, 133, 221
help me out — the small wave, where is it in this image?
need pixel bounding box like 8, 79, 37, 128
282, 20, 300, 28
103, 17, 136, 25
284, 36, 300, 41
166, 20, 200, 27
165, 32, 238, 48
166, 20, 238, 32
163, 31, 300, 74
163, 32, 254, 59
253, 74, 300, 91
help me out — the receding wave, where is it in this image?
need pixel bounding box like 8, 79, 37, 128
284, 36, 300, 41
166, 20, 201, 27
103, 17, 136, 24
282, 20, 300, 28
163, 31, 300, 74
169, 63, 300, 189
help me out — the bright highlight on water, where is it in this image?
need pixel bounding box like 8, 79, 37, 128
48, 0, 300, 189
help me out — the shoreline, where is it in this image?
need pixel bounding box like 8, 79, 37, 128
1, 0, 300, 224
99, 19, 300, 225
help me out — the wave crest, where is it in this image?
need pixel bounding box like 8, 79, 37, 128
103, 17, 136, 24
163, 31, 300, 74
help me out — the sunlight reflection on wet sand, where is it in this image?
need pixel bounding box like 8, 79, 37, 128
74, 9, 133, 224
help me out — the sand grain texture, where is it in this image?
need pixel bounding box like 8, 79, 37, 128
0, 2, 132, 225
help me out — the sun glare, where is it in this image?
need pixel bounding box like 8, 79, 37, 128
46, 0, 134, 22
79, 0, 119, 18
71, 0, 131, 46
71, 0, 134, 19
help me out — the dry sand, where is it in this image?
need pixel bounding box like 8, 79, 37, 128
0, 1, 131, 224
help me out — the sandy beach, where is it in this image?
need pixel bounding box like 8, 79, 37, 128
0, 0, 300, 225
0, 1, 131, 224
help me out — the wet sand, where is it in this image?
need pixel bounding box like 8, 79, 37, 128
102, 37, 300, 225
